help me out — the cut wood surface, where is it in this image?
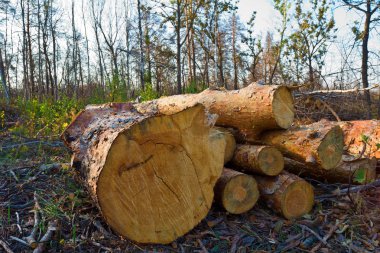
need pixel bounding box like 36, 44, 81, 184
260, 120, 344, 170
213, 127, 237, 164
254, 171, 314, 219
339, 120, 380, 159
155, 83, 295, 139
214, 168, 259, 214
230, 145, 284, 176
284, 157, 377, 185
62, 102, 226, 244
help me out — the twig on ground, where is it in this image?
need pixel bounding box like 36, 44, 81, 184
33, 220, 57, 253
9, 170, 18, 182
9, 236, 29, 247
91, 241, 113, 252
197, 239, 209, 253
93, 220, 113, 238
0, 238, 14, 253
15, 212, 22, 234
300, 225, 329, 246
23, 193, 41, 249
310, 220, 341, 252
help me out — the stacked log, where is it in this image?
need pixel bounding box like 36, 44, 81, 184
62, 83, 296, 244
260, 120, 344, 170
254, 171, 314, 220
230, 144, 284, 176
61, 83, 378, 244
214, 168, 259, 214
284, 157, 377, 185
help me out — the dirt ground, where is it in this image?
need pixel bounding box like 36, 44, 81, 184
0, 129, 380, 253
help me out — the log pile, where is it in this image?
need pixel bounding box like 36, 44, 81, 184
62, 83, 379, 244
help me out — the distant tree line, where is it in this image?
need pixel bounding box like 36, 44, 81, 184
0, 0, 379, 117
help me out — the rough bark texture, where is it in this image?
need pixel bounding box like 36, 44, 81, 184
62, 102, 226, 244
339, 120, 380, 159
254, 171, 314, 220
155, 83, 295, 139
214, 168, 259, 214
230, 145, 284, 176
260, 120, 344, 170
284, 157, 377, 185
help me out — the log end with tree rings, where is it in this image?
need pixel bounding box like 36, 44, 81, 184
272, 86, 295, 130
231, 145, 284, 176
317, 125, 344, 170
215, 168, 259, 214
63, 104, 227, 244
280, 178, 314, 219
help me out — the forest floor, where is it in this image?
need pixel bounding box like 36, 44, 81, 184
1, 119, 380, 252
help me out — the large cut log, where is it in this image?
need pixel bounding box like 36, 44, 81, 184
284, 157, 377, 185
230, 144, 284, 176
62, 102, 226, 244
254, 171, 314, 219
260, 120, 344, 170
339, 120, 380, 159
155, 83, 295, 139
214, 168, 259, 214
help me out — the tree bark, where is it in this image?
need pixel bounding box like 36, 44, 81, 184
137, 0, 145, 90
260, 120, 344, 170
254, 171, 314, 219
62, 103, 226, 244
0, 48, 10, 103
155, 83, 294, 139
284, 156, 377, 185
214, 168, 259, 214
230, 145, 284, 176
339, 120, 380, 159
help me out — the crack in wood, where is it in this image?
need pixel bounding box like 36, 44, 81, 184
118, 155, 153, 176
153, 169, 181, 202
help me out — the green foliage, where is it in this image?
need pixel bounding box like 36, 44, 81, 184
139, 83, 159, 102
360, 134, 369, 143
106, 72, 127, 102
354, 168, 367, 184
376, 143, 380, 150
285, 0, 336, 82
9, 96, 83, 137
185, 81, 206, 94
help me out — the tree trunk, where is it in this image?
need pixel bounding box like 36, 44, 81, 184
260, 120, 344, 170
230, 145, 284, 176
27, 1, 35, 97
362, 10, 371, 119
232, 12, 238, 90
62, 103, 226, 244
254, 171, 314, 219
176, 0, 182, 94
284, 156, 377, 185
137, 0, 145, 90
339, 120, 380, 159
214, 168, 259, 214
0, 48, 10, 103
155, 83, 294, 138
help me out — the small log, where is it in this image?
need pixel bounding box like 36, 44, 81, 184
339, 120, 380, 159
62, 103, 226, 244
260, 120, 344, 170
214, 168, 259, 214
254, 171, 314, 219
213, 127, 236, 164
230, 145, 284, 176
284, 157, 377, 185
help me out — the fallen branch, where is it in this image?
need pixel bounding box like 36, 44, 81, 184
0, 239, 14, 253
296, 84, 379, 96
316, 179, 380, 199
